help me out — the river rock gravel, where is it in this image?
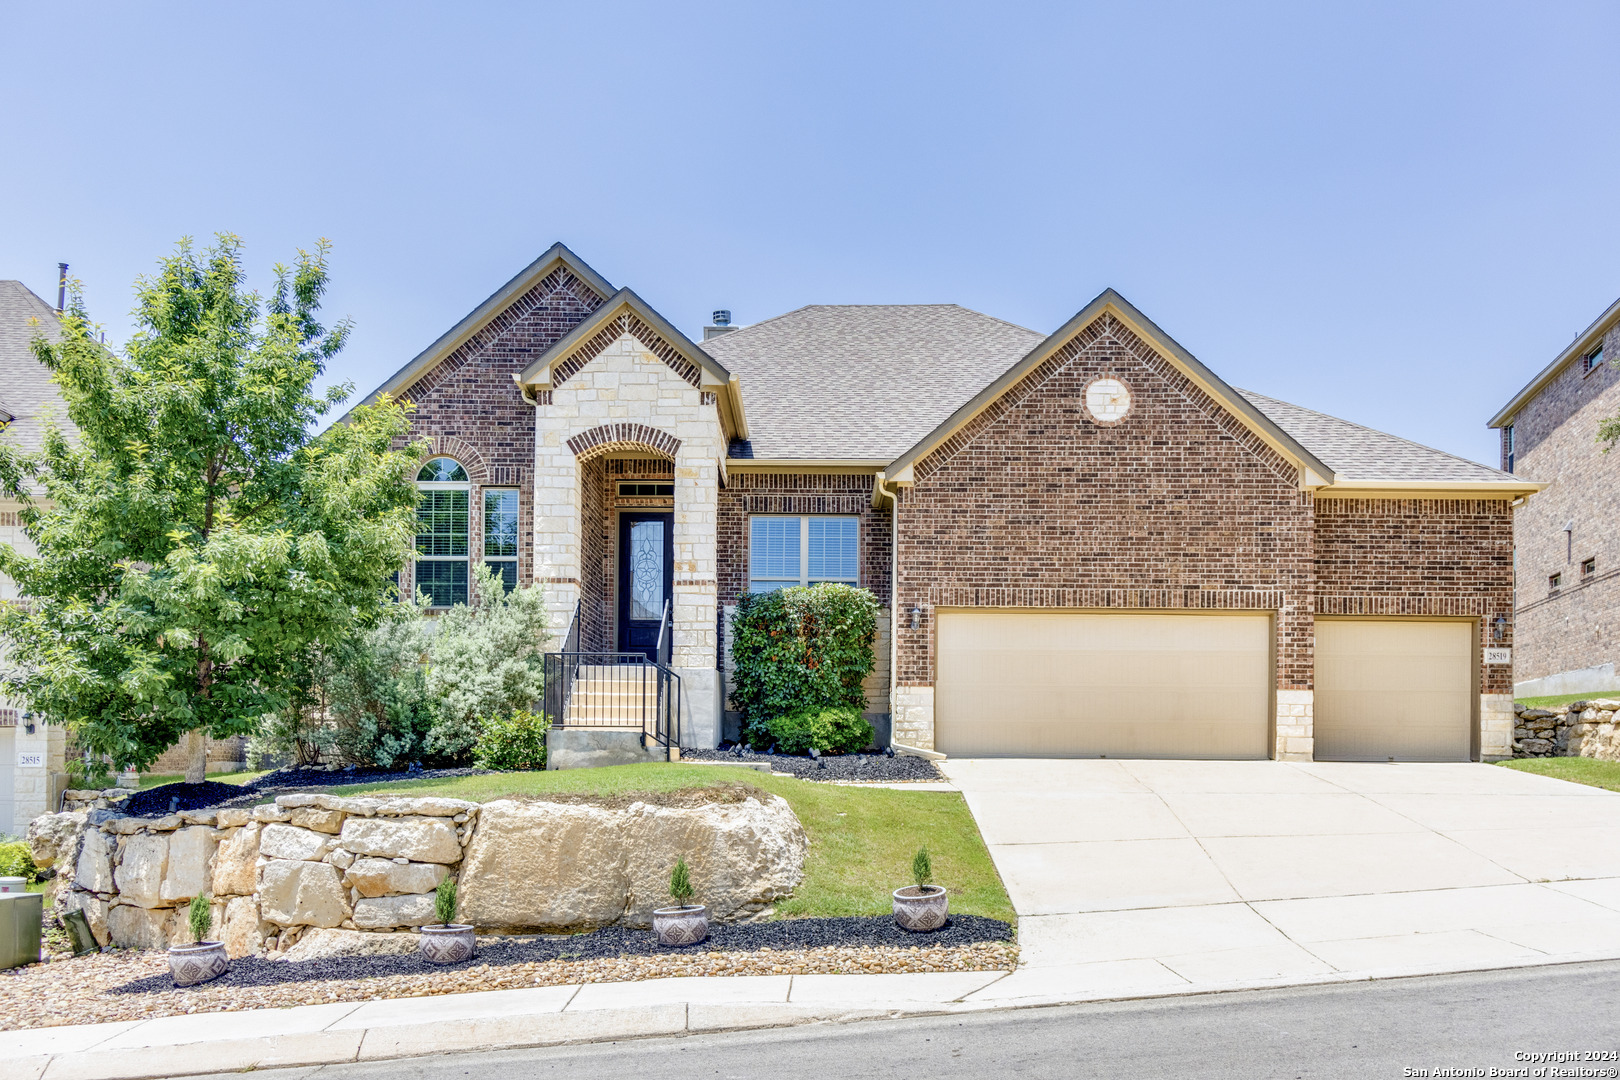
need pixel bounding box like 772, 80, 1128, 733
0, 934, 1016, 1031
684, 748, 942, 782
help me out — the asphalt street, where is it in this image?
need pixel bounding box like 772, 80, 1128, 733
196, 961, 1620, 1080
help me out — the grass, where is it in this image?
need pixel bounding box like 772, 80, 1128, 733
138, 769, 271, 790
334, 763, 1015, 924
1498, 757, 1620, 793
1514, 692, 1620, 710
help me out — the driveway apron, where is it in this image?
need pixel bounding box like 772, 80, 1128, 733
941, 758, 1620, 1003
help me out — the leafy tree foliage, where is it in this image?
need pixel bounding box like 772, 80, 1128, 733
729, 583, 880, 749
0, 236, 422, 779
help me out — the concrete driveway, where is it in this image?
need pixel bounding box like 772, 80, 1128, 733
941, 758, 1620, 1004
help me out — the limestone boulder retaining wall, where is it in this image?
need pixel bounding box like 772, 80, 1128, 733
1513, 699, 1620, 759
35, 788, 808, 958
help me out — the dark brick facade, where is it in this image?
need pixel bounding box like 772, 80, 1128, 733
893, 313, 1316, 689
1314, 497, 1515, 695
1500, 319, 1620, 684
398, 268, 604, 601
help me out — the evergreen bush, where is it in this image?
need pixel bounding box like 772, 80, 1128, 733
472, 707, 550, 771
764, 705, 874, 755
188, 894, 212, 943
434, 877, 458, 925
729, 584, 879, 749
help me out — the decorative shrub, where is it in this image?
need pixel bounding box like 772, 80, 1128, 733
188, 894, 213, 943
730, 584, 879, 749
434, 877, 459, 925
427, 563, 550, 758
912, 847, 933, 889
0, 840, 40, 884
472, 707, 550, 771
765, 705, 874, 756
670, 856, 695, 905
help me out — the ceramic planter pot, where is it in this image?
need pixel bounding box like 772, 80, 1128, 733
653, 904, 709, 946
419, 924, 477, 964
168, 941, 229, 987
892, 885, 948, 931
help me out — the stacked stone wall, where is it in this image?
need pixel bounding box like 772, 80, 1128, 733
37, 789, 806, 958
1513, 699, 1620, 760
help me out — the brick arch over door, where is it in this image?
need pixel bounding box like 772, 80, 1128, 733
567, 423, 682, 463
418, 435, 492, 484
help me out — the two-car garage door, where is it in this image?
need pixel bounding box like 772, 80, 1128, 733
933, 611, 1475, 761
935, 612, 1274, 758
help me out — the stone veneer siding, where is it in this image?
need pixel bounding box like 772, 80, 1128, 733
892, 313, 1316, 751
396, 268, 604, 603
534, 328, 724, 671
1502, 318, 1620, 686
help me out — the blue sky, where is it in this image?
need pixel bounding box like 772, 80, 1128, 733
3, 1, 1616, 464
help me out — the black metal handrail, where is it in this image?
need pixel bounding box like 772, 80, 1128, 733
543, 598, 681, 749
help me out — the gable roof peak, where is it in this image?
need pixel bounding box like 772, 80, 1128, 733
349, 241, 614, 414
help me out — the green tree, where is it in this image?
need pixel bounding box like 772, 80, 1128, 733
0, 235, 423, 781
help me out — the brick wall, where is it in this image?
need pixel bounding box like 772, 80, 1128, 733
1502, 319, 1620, 683
716, 473, 892, 608
893, 313, 1315, 689
1314, 497, 1515, 694
397, 268, 604, 602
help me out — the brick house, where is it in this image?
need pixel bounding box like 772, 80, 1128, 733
358, 243, 1535, 763
1489, 294, 1620, 697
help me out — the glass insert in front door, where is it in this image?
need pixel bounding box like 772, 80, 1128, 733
628, 519, 665, 621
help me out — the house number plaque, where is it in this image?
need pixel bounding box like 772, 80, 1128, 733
1483, 648, 1511, 665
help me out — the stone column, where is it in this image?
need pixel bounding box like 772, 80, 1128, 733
1480, 694, 1514, 761
1274, 689, 1314, 761
12, 720, 66, 830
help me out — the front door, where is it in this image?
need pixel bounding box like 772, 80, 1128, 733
618, 512, 673, 660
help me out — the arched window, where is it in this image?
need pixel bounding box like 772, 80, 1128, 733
415, 457, 469, 607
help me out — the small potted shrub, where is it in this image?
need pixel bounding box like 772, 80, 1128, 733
168, 894, 229, 987
653, 856, 708, 946
893, 847, 948, 931
419, 877, 476, 964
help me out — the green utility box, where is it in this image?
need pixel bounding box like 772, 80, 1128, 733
0, 893, 43, 970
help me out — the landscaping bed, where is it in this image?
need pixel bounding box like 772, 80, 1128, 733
685, 746, 942, 783
0, 933, 1016, 1030
118, 764, 495, 815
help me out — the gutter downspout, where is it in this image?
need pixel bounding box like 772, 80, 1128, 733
874, 473, 901, 751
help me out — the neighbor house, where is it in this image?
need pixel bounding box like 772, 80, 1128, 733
0, 279, 72, 832
357, 243, 1535, 765
1489, 293, 1620, 698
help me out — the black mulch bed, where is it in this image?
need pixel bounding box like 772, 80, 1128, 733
118, 766, 495, 817
110, 915, 1013, 994
685, 747, 941, 783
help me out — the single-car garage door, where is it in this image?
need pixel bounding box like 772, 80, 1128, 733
1314, 618, 1474, 762
934, 611, 1273, 758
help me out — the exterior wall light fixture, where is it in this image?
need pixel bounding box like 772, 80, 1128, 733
1493, 616, 1507, 642
910, 606, 922, 630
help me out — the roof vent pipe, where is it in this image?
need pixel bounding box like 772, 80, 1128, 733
56, 263, 68, 313
703, 309, 739, 341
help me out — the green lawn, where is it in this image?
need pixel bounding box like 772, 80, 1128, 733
1514, 692, 1620, 710
334, 763, 1015, 924
1498, 757, 1620, 793
138, 769, 271, 789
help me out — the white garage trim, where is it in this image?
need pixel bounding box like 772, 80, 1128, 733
934, 609, 1275, 759
1313, 617, 1478, 762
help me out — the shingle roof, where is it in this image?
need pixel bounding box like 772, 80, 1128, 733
0, 280, 74, 457
703, 304, 1045, 460
1238, 388, 1511, 484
